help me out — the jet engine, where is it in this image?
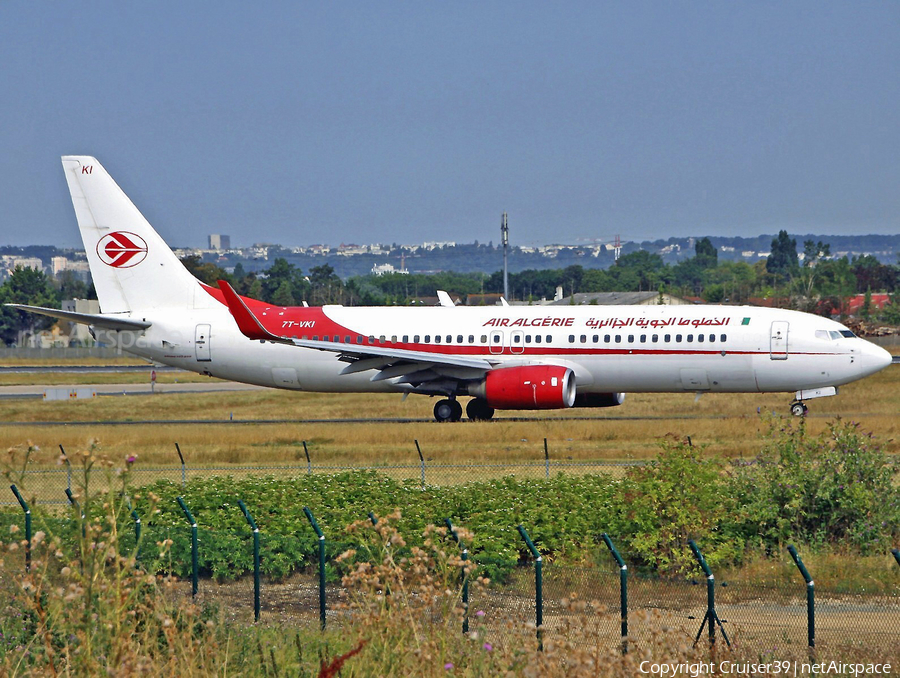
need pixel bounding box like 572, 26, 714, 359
468, 365, 576, 410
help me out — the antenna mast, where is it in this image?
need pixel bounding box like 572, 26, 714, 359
501, 212, 509, 300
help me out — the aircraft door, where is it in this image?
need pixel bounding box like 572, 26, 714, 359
195, 324, 211, 362
489, 330, 504, 355
509, 330, 525, 354
770, 321, 788, 360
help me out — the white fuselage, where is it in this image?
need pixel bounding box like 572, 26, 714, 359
112, 302, 891, 397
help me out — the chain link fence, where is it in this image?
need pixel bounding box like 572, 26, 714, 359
4, 460, 900, 656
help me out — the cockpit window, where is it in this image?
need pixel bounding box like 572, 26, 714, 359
815, 330, 828, 340
840, 330, 855, 338
829, 331, 842, 340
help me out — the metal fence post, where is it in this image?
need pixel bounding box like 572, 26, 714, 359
130, 505, 141, 565
10, 485, 31, 572
303, 441, 311, 475
543, 438, 550, 478
175, 443, 186, 488
303, 507, 327, 630
238, 500, 261, 622
445, 518, 469, 634
517, 525, 543, 651
176, 497, 199, 597
788, 545, 815, 650
601, 533, 628, 654
66, 488, 85, 537
414, 440, 425, 489
688, 540, 730, 649
891, 548, 900, 567
59, 444, 72, 496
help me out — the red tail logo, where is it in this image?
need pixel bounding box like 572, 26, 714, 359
96, 231, 148, 268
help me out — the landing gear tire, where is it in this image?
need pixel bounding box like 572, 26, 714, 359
466, 397, 495, 421
790, 401, 808, 417
434, 398, 463, 422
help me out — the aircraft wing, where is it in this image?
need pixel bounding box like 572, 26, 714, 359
5, 304, 152, 332
217, 281, 494, 388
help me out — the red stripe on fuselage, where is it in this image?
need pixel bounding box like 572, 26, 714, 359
202, 285, 838, 360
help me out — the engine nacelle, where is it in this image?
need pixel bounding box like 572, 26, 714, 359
469, 365, 576, 410
573, 392, 626, 408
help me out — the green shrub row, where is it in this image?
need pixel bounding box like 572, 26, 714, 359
7, 418, 899, 581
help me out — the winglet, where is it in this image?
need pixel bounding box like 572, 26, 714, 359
217, 280, 280, 341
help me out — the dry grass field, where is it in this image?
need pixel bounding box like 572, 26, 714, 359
1, 350, 897, 469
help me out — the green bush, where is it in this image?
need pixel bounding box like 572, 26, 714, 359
728, 418, 900, 551
611, 435, 742, 575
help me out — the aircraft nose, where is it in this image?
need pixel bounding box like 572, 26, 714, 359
862, 342, 893, 375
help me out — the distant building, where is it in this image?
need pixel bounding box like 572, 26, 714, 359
50, 257, 91, 283
208, 234, 231, 250
550, 291, 689, 306
371, 262, 408, 276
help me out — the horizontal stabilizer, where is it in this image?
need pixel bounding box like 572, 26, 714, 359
5, 304, 151, 332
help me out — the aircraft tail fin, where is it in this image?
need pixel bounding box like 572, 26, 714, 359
61, 156, 206, 314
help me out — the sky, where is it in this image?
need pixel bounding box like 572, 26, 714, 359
1, 2, 899, 249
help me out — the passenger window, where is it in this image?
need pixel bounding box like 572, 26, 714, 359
492, 333, 501, 343
434, 335, 441, 343
481, 335, 488, 343
580, 335, 586, 343
357, 335, 363, 344
698, 334, 704, 343
379, 336, 386, 344
652, 334, 658, 343
664, 334, 671, 342
344, 336, 351, 343
457, 335, 463, 343
568, 335, 575, 343
676, 334, 682, 342
468, 335, 474, 343
687, 334, 693, 343
513, 335, 521, 344
720, 334, 726, 342
604, 334, 611, 343
546, 335, 552, 343
391, 335, 397, 343
535, 335, 542, 344
615, 335, 621, 343
402, 335, 409, 343
628, 334, 634, 343
368, 336, 375, 344
640, 334, 646, 342
446, 335, 452, 343
592, 335, 599, 343
414, 335, 420, 343
525, 335, 532, 344
313, 335, 319, 341
709, 334, 715, 343
424, 335, 431, 343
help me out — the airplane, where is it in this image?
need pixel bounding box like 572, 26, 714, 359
7, 156, 894, 422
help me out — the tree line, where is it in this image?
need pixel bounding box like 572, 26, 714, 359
1, 231, 899, 345
182, 233, 900, 321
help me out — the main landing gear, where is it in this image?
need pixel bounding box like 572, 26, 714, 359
465, 397, 495, 422
790, 401, 808, 417
433, 398, 463, 422
433, 397, 495, 422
